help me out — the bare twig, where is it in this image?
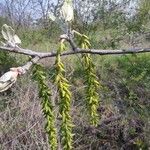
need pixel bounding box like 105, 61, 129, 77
0, 44, 150, 79
0, 46, 150, 59
21, 56, 40, 72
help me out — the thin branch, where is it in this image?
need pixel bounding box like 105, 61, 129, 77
21, 56, 40, 72
0, 46, 150, 59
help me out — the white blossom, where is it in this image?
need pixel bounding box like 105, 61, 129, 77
60, 0, 74, 22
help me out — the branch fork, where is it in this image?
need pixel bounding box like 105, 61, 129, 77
0, 25, 150, 89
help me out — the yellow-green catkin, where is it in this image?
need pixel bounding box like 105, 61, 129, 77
33, 64, 58, 150
79, 34, 100, 126
54, 41, 74, 150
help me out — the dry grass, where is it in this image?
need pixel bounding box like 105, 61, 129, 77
0, 75, 48, 150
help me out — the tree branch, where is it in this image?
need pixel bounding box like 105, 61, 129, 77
21, 56, 40, 72
0, 46, 150, 59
